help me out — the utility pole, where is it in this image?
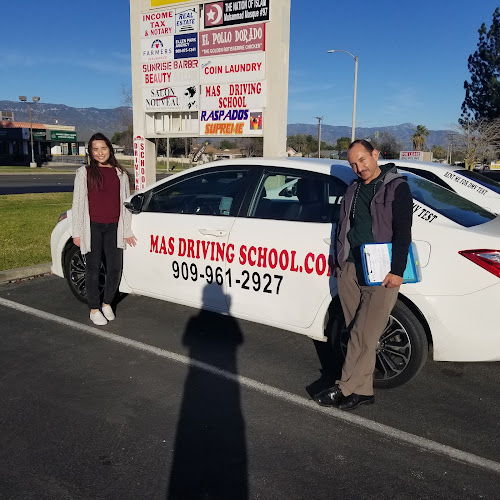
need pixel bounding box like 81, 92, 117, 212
316, 116, 323, 158
447, 133, 455, 165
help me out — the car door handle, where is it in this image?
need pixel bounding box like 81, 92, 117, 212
323, 238, 332, 246
198, 229, 227, 237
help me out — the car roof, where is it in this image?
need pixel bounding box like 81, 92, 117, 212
134, 157, 356, 195
384, 159, 464, 174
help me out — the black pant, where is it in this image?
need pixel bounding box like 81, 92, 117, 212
85, 222, 123, 310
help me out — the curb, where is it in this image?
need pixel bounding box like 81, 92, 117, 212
0, 263, 53, 285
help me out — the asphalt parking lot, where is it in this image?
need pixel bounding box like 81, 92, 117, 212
1, 274, 499, 499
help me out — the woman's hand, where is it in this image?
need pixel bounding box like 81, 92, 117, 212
73, 237, 81, 247
125, 236, 137, 247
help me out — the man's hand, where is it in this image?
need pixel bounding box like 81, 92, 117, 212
381, 273, 403, 288
73, 237, 81, 247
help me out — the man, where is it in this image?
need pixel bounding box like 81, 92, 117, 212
315, 140, 413, 411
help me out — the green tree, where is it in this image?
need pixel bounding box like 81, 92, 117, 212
431, 145, 447, 160
111, 124, 133, 154
238, 137, 263, 157
374, 132, 402, 159
461, 8, 500, 123
219, 139, 237, 150
287, 134, 308, 154
335, 137, 351, 153
412, 125, 429, 151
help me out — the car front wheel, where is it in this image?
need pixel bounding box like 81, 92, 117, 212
329, 300, 428, 389
64, 244, 105, 304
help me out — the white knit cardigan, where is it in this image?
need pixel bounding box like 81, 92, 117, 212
71, 166, 134, 255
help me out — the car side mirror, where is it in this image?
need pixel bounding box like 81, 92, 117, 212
125, 193, 145, 214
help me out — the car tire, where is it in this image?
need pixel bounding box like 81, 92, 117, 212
64, 244, 105, 304
329, 299, 428, 389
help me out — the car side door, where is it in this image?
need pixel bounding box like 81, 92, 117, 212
224, 167, 347, 330
122, 166, 253, 312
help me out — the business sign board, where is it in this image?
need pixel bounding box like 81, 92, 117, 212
200, 108, 263, 136
134, 135, 146, 191
199, 23, 265, 57
204, 0, 270, 29
143, 85, 198, 111
174, 33, 198, 58
32, 130, 47, 140
141, 8, 175, 37
48, 130, 77, 141
400, 151, 424, 161
200, 52, 265, 84
175, 6, 199, 33
141, 36, 174, 62
142, 59, 199, 86
152, 0, 191, 6
201, 81, 265, 110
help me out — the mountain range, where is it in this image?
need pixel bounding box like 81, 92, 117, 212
0, 100, 452, 148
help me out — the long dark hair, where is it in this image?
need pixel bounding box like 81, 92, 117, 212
87, 132, 131, 192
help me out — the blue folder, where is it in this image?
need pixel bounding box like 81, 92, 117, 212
361, 242, 422, 286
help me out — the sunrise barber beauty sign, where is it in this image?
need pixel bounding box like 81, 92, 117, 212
204, 0, 270, 28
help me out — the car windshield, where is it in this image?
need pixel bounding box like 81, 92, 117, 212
454, 170, 500, 195
404, 173, 496, 227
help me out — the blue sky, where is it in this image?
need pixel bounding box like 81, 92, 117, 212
1, 0, 498, 130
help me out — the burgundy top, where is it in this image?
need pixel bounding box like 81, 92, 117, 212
88, 166, 120, 223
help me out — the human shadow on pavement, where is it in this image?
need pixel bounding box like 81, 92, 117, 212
167, 284, 248, 500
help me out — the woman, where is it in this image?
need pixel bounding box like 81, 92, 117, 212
72, 133, 137, 325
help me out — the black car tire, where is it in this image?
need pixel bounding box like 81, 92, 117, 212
64, 244, 105, 304
329, 299, 428, 389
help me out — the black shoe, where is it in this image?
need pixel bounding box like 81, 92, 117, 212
337, 393, 375, 411
314, 385, 343, 407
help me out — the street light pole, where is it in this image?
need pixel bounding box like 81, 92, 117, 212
327, 50, 358, 143
19, 95, 40, 168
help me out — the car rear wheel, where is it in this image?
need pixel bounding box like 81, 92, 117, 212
330, 300, 428, 389
64, 244, 105, 304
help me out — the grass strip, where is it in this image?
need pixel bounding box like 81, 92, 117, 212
0, 193, 72, 270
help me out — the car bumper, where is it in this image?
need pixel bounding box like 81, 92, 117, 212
50, 219, 71, 278
409, 284, 500, 361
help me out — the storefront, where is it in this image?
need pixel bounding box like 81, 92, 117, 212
0, 121, 85, 165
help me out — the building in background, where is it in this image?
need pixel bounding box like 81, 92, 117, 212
0, 114, 85, 166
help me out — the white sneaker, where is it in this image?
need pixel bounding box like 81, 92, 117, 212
101, 304, 115, 321
90, 310, 108, 326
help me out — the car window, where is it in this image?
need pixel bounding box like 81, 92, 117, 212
405, 173, 496, 227
397, 165, 454, 191
251, 171, 347, 223
145, 169, 249, 216
454, 170, 500, 195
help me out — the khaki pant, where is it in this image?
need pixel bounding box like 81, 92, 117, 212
336, 262, 399, 396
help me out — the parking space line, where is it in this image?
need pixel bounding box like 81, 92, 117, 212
2, 295, 499, 475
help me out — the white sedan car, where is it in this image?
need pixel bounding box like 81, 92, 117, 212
51, 158, 500, 388
386, 159, 500, 214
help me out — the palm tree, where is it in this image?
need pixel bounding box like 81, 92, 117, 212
412, 125, 429, 151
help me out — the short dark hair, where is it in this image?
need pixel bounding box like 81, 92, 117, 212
348, 139, 375, 153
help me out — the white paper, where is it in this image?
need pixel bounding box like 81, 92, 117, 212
363, 244, 391, 284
